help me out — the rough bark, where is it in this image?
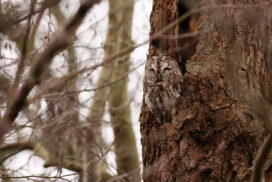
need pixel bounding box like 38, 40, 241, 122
140, 0, 272, 181
148, 0, 179, 59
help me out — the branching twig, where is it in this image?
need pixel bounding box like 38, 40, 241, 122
0, 0, 102, 140
11, 0, 34, 96
0, 0, 62, 33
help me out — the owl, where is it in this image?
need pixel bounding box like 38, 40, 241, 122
144, 56, 183, 124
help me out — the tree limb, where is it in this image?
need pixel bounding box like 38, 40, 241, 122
251, 133, 272, 182
0, 0, 102, 140
0, 0, 61, 33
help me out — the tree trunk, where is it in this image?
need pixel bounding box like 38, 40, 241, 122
140, 0, 272, 181
108, 0, 141, 181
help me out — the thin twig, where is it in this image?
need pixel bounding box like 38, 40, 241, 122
0, 0, 62, 33
11, 0, 34, 96
251, 133, 272, 182
0, 0, 102, 140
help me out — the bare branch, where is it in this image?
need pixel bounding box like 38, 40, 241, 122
251, 133, 272, 182
11, 0, 35, 96
0, 0, 102, 140
0, 0, 61, 33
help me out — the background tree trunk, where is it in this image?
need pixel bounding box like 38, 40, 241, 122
84, 0, 140, 181
107, 0, 141, 181
140, 0, 272, 181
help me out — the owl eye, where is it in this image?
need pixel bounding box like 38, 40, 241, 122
163, 67, 171, 72
149, 68, 156, 72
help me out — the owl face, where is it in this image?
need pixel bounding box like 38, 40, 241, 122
145, 56, 182, 84
144, 56, 183, 124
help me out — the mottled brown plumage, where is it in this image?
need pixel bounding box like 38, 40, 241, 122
144, 56, 183, 124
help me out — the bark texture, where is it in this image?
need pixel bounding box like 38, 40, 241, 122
140, 0, 272, 181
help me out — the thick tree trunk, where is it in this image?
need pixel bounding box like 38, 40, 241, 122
140, 0, 272, 181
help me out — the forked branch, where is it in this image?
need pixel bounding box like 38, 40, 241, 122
0, 0, 101, 140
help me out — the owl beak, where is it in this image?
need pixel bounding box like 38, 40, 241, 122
156, 75, 162, 82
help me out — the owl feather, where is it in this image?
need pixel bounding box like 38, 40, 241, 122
144, 56, 183, 124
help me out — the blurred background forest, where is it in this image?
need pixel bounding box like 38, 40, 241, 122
0, 0, 151, 181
